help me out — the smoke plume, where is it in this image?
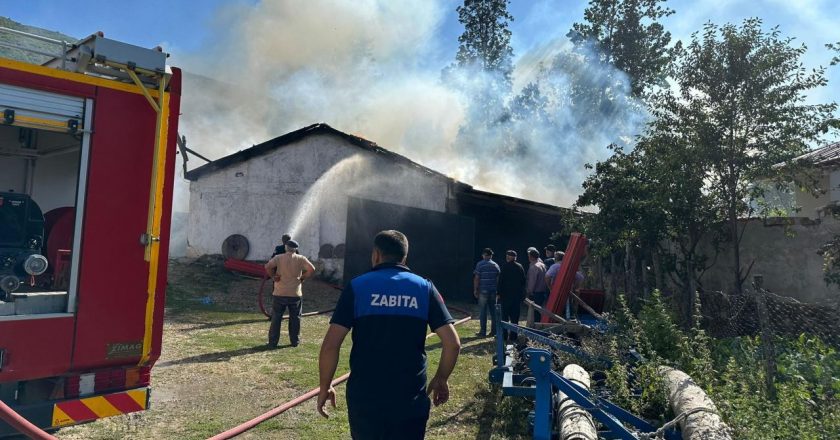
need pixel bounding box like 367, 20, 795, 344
173, 0, 646, 209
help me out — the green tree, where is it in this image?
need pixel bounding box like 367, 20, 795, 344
453, 0, 514, 83
509, 82, 547, 123
572, 0, 676, 96
446, 0, 515, 128
667, 19, 836, 294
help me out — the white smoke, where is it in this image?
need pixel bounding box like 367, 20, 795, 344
172, 0, 646, 209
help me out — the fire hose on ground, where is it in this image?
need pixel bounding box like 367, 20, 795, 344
0, 259, 472, 440
257, 274, 342, 319
207, 314, 472, 440
0, 400, 58, 440
0, 313, 472, 440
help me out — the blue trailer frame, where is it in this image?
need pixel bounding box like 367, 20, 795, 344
488, 305, 681, 440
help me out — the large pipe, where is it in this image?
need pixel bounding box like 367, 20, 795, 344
209, 315, 471, 440
556, 364, 597, 440
659, 367, 732, 440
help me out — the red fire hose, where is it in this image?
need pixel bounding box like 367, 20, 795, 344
0, 313, 471, 440
257, 276, 338, 319
208, 315, 472, 440
0, 400, 58, 440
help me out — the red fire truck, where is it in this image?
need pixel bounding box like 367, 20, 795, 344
0, 27, 181, 435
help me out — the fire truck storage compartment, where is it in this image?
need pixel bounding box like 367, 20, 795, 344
0, 96, 86, 317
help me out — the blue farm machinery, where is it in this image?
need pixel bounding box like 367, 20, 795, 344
489, 234, 731, 440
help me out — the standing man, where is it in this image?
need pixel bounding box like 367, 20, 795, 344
271, 233, 292, 258
543, 244, 556, 269
544, 251, 565, 291
526, 248, 548, 323
497, 250, 526, 341
317, 230, 461, 439
264, 239, 315, 348
473, 248, 500, 337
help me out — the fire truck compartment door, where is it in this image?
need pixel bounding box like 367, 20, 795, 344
0, 83, 84, 133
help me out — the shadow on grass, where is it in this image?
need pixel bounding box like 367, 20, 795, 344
429, 383, 530, 439
460, 339, 498, 357
156, 344, 285, 368
181, 317, 270, 332
426, 335, 485, 352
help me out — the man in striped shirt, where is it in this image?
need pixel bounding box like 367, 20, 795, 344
473, 248, 500, 337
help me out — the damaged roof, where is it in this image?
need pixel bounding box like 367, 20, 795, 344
185, 122, 567, 212
184, 123, 454, 183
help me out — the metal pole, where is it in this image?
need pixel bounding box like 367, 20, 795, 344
495, 304, 504, 369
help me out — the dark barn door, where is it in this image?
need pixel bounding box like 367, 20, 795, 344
344, 197, 475, 301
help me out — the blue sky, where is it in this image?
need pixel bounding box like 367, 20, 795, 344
8, 1, 839, 67
7, 1, 839, 79
6, 0, 838, 206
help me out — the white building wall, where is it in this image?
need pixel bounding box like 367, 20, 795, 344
187, 133, 448, 279
795, 170, 831, 218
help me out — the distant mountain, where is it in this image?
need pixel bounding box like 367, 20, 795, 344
0, 17, 78, 64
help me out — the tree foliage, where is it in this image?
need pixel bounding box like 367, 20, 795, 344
666, 19, 836, 293
454, 0, 514, 81
572, 0, 676, 96
577, 18, 837, 298
446, 0, 515, 127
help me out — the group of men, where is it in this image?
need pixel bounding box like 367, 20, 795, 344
264, 231, 462, 439
473, 244, 574, 340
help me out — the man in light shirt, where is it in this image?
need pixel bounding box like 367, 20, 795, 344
544, 251, 565, 290
526, 248, 547, 321
264, 239, 316, 348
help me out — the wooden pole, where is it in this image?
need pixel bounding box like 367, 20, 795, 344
754, 286, 777, 400
660, 367, 732, 440
557, 364, 597, 440
526, 300, 535, 328
524, 299, 592, 335
568, 292, 604, 320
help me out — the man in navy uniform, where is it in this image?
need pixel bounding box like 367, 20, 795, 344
317, 230, 461, 439
271, 233, 292, 258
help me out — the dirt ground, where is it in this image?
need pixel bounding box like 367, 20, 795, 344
58, 259, 529, 440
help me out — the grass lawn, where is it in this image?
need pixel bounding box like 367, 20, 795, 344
59, 259, 532, 439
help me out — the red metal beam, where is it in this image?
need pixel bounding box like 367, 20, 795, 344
541, 233, 587, 322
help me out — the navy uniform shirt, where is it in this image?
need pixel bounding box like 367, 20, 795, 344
330, 262, 455, 418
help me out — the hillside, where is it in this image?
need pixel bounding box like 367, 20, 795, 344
0, 16, 78, 64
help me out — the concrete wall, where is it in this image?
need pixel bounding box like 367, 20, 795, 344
698, 217, 838, 303
187, 133, 449, 280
